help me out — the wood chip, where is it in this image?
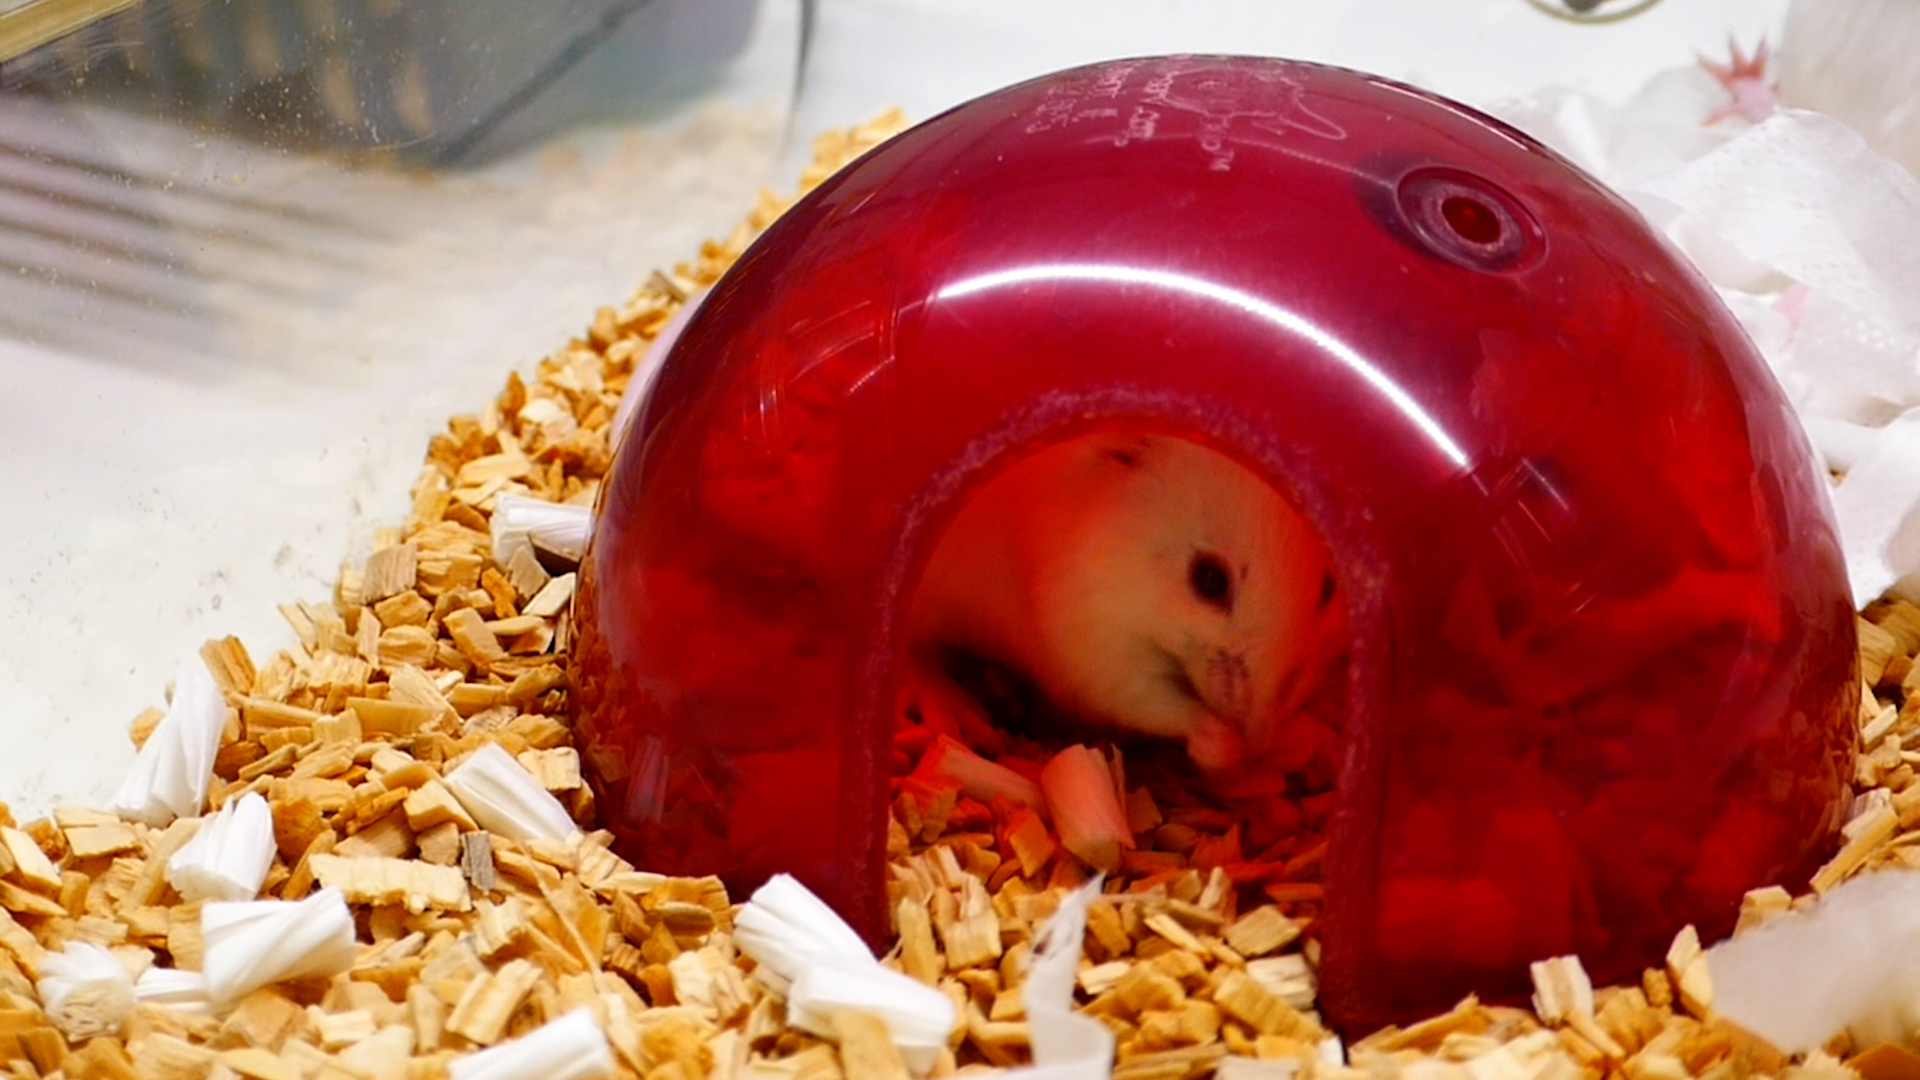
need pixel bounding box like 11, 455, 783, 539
1223, 905, 1299, 958
1, 828, 60, 893
522, 573, 576, 619
309, 853, 471, 913
518, 748, 583, 791
446, 957, 543, 1045
362, 544, 420, 602
1144, 912, 1207, 954
1812, 799, 1899, 892
444, 608, 510, 671
506, 545, 552, 602
1530, 955, 1595, 1025
404, 779, 479, 834
377, 624, 439, 668
456, 451, 532, 488
372, 589, 433, 629
462, 831, 498, 891
62, 822, 141, 861
1735, 886, 1793, 935
201, 636, 259, 697
222, 1045, 304, 1080
832, 1010, 911, 1080
1665, 926, 1713, 1018
1861, 618, 1900, 686
1210, 970, 1322, 1040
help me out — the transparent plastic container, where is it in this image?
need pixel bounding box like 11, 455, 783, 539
0, 0, 799, 812
2, 0, 763, 163
574, 54, 1856, 1031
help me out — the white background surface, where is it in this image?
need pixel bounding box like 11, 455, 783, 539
0, 0, 1791, 817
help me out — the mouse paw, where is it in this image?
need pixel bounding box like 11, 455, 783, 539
1186, 715, 1247, 772
902, 660, 1007, 756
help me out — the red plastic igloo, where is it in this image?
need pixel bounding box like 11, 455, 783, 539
571, 55, 1858, 1030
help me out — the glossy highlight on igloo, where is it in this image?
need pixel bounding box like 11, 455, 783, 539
570, 55, 1858, 1030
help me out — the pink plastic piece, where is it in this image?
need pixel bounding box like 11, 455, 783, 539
571, 56, 1857, 1030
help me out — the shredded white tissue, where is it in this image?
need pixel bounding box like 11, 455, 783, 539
447, 1007, 615, 1080
133, 967, 213, 1013
1779, 0, 1920, 181
201, 886, 357, 1002
1499, 68, 1920, 606
35, 942, 133, 1041
1632, 111, 1920, 333
996, 877, 1114, 1080
443, 742, 580, 842
1493, 65, 1744, 189
787, 958, 955, 1073
734, 874, 956, 1076
732, 872, 874, 991
490, 493, 593, 567
165, 791, 275, 902
1827, 412, 1920, 606
1624, 110, 1920, 605
105, 660, 226, 826
1708, 870, 1920, 1052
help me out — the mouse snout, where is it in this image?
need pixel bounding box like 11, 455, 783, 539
1203, 650, 1254, 721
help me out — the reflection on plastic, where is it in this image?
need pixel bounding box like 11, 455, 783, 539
940, 263, 1471, 469
1, 0, 764, 164
571, 56, 1858, 1031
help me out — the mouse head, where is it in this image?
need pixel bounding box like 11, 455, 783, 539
1024, 433, 1344, 758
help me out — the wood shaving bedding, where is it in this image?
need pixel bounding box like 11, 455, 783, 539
0, 108, 1906, 1080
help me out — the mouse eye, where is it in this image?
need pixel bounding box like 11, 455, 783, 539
1189, 552, 1234, 611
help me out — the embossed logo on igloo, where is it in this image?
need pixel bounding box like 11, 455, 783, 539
1147, 59, 1347, 171
1022, 57, 1345, 174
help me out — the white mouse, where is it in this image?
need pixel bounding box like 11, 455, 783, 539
906, 432, 1345, 770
